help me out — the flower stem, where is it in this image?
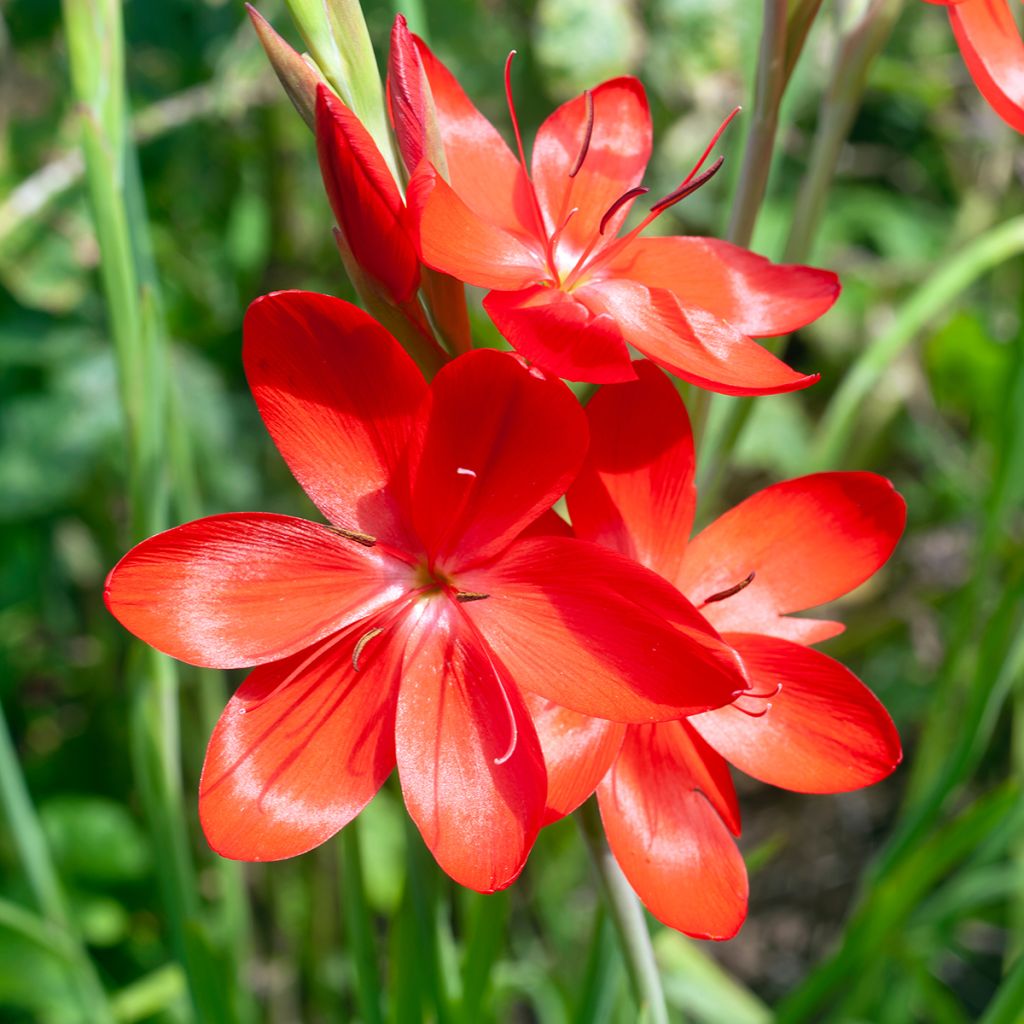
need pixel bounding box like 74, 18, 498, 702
577, 798, 671, 1024
339, 822, 385, 1024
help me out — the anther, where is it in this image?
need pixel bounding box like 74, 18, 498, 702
326, 526, 377, 547
455, 591, 489, 603
568, 90, 594, 178
700, 571, 755, 607
649, 156, 725, 214
352, 627, 384, 672
729, 701, 772, 719
739, 681, 782, 701
599, 186, 650, 235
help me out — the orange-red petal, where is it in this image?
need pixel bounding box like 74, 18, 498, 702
405, 348, 587, 568
692, 634, 902, 793
676, 473, 906, 640
104, 513, 407, 668
243, 291, 425, 549
598, 722, 747, 940
568, 361, 696, 581
606, 236, 840, 338
394, 600, 546, 892
199, 634, 399, 860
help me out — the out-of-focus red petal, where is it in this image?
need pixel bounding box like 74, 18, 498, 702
693, 634, 902, 793
676, 473, 906, 639
411, 34, 537, 236
199, 634, 399, 860
598, 722, 747, 940
104, 513, 407, 668
607, 237, 840, 338
531, 78, 652, 259
406, 349, 587, 568
948, 0, 1024, 133
407, 164, 545, 290
315, 86, 420, 304
568, 361, 696, 580
459, 537, 746, 722
483, 285, 635, 384
394, 600, 545, 893
243, 291, 425, 548
580, 280, 819, 396
524, 694, 626, 824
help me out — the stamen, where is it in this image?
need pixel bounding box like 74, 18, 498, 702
352, 627, 384, 672
455, 591, 489, 603
649, 156, 725, 214
504, 51, 549, 239
729, 701, 772, 719
325, 526, 376, 547
492, 671, 519, 765
738, 681, 782, 701
699, 571, 755, 608
568, 89, 595, 178
679, 105, 741, 188
599, 186, 650, 235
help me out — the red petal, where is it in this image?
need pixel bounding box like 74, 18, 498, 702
580, 280, 819, 396
407, 164, 545, 290
406, 349, 588, 567
677, 473, 906, 640
105, 513, 407, 668
531, 78, 652, 259
315, 86, 420, 304
524, 694, 626, 824
199, 634, 398, 860
411, 35, 537, 236
394, 599, 545, 892
483, 285, 635, 383
459, 537, 745, 722
568, 361, 696, 580
948, 0, 1024, 133
607, 236, 839, 338
692, 634, 902, 793
244, 291, 425, 548
598, 722, 747, 940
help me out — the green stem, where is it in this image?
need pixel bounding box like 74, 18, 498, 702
340, 822, 384, 1024
577, 799, 671, 1024
809, 215, 1024, 471
0, 703, 114, 1022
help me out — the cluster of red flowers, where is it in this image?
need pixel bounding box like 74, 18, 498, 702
106, 13, 911, 938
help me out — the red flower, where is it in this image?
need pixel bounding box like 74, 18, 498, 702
925, 0, 1024, 132
530, 362, 904, 936
105, 294, 746, 892
396, 26, 839, 393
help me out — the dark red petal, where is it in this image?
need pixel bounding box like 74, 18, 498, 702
531, 77, 652, 256
105, 513, 407, 668
525, 694, 626, 824
315, 86, 420, 304
568, 361, 696, 580
580, 280, 818, 396
607, 236, 840, 338
948, 0, 1024, 133
677, 473, 906, 638
693, 634, 902, 793
394, 599, 545, 893
483, 285, 635, 384
406, 349, 588, 568
199, 634, 398, 860
410, 35, 537, 236
517, 507, 574, 540
407, 163, 545, 290
598, 722, 747, 940
244, 291, 425, 547
388, 15, 433, 172
459, 537, 746, 722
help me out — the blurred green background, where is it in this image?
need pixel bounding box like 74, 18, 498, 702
2, 0, 1023, 1021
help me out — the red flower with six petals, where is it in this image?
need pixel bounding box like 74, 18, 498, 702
529, 362, 905, 936
105, 293, 747, 893
396, 26, 840, 394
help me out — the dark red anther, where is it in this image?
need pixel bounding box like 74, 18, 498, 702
599, 186, 650, 235
568, 90, 595, 178
700, 569, 755, 606
649, 156, 725, 214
